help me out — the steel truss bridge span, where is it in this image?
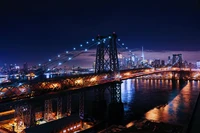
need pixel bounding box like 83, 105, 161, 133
0, 67, 199, 102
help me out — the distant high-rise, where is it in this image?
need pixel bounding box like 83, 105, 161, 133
141, 46, 144, 61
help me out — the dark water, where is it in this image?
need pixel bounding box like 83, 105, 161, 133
72, 79, 200, 126
121, 79, 199, 125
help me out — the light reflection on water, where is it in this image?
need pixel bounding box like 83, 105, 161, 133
121, 79, 200, 125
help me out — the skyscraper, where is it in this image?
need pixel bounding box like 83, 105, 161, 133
141, 46, 144, 61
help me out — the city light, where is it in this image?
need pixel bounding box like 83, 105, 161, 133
90, 77, 97, 82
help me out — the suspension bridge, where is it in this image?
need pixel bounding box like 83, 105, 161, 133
0, 32, 199, 133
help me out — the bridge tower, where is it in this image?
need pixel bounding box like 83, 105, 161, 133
172, 54, 182, 68
94, 33, 123, 124
95, 32, 119, 73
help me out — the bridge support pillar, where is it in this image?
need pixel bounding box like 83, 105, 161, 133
57, 97, 62, 119
108, 81, 124, 124
92, 87, 107, 120
172, 72, 177, 88
79, 91, 85, 119
44, 99, 53, 122
179, 71, 186, 88
66, 93, 71, 116
14, 104, 33, 131
30, 105, 36, 127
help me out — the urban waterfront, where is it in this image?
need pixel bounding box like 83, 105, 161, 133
71, 78, 199, 127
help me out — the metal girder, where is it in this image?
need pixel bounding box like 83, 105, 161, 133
79, 91, 84, 119
44, 99, 53, 122
57, 97, 62, 119
30, 105, 36, 127
94, 86, 105, 102
108, 82, 122, 103
23, 105, 31, 128
95, 33, 119, 74
66, 93, 71, 116
14, 106, 24, 131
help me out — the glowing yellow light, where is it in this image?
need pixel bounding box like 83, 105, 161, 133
124, 72, 130, 76
126, 121, 135, 128
75, 79, 83, 85
90, 77, 97, 82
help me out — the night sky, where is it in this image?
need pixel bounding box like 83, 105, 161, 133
0, 0, 200, 65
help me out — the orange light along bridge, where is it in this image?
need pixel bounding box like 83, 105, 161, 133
0, 67, 199, 101
0, 32, 199, 133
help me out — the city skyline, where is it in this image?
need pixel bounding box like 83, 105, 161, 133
1, 49, 199, 68
0, 0, 199, 65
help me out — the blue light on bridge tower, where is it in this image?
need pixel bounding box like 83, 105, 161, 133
126, 47, 128, 49
58, 54, 60, 57
66, 51, 68, 54
38, 64, 41, 66
122, 43, 124, 45
92, 39, 94, 41
108, 36, 111, 39
86, 41, 89, 44
80, 44, 83, 47
58, 62, 62, 65
98, 42, 100, 45
73, 47, 76, 50
118, 39, 120, 41
85, 49, 88, 51
49, 59, 51, 62
103, 39, 106, 43
68, 57, 72, 60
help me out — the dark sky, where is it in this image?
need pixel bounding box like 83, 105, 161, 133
0, 0, 200, 65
